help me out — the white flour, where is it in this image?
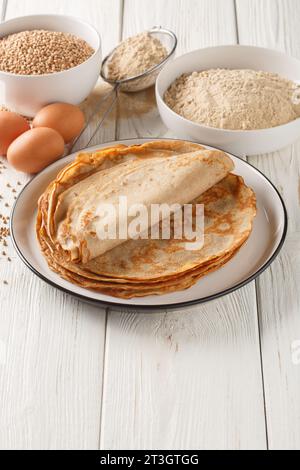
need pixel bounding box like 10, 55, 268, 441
164, 69, 300, 130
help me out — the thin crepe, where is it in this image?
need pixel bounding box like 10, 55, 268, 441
53, 146, 233, 263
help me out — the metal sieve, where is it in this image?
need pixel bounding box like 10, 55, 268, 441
70, 26, 177, 152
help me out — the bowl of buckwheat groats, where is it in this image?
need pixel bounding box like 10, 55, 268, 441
0, 14, 102, 117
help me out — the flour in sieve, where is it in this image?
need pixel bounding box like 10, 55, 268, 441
107, 32, 168, 81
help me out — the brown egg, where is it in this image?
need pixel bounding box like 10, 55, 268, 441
0, 111, 30, 156
7, 127, 65, 174
33, 103, 85, 143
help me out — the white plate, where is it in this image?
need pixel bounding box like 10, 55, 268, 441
10, 139, 287, 311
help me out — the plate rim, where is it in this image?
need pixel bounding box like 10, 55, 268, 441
10, 137, 288, 311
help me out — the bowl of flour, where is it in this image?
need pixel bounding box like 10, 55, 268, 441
156, 45, 300, 155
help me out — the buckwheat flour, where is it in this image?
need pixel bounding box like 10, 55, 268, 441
107, 32, 168, 81
164, 69, 300, 130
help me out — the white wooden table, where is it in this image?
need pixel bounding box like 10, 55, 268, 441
0, 0, 299, 450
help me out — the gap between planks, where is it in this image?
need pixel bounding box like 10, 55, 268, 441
233, 0, 270, 447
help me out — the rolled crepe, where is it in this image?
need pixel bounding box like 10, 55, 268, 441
54, 149, 234, 263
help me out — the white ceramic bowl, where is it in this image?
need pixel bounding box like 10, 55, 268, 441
156, 45, 300, 156
0, 14, 102, 117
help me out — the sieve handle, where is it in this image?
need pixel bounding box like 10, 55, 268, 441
69, 83, 119, 154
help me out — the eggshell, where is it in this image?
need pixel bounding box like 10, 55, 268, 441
33, 103, 85, 143
0, 111, 30, 156
7, 127, 65, 174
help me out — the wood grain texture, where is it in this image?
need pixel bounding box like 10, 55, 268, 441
0, 259, 106, 449
256, 235, 300, 449
102, 289, 267, 450
236, 0, 300, 449
236, 0, 300, 55
0, 1, 7, 21
101, 0, 267, 450
123, 0, 237, 54
0, 0, 123, 450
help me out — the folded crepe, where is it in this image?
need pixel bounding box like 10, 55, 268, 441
53, 147, 233, 263
37, 140, 256, 298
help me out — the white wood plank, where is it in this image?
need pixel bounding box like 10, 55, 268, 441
0, 260, 106, 450
256, 235, 300, 449
102, 289, 266, 450
123, 0, 237, 54
0, 1, 6, 21
0, 0, 122, 450
236, 0, 300, 449
236, 0, 300, 55
101, 0, 267, 450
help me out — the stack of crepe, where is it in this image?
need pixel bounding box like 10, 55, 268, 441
37, 140, 256, 298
